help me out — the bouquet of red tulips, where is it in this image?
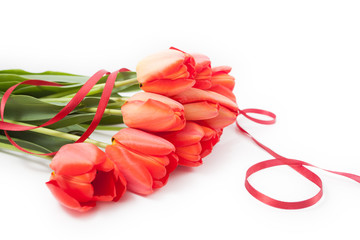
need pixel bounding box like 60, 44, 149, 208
0, 47, 238, 212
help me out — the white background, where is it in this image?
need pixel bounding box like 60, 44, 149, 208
1, 0, 360, 239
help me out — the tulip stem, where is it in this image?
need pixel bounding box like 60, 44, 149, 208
43, 78, 138, 99
4, 120, 109, 149
0, 142, 52, 160
79, 124, 125, 131
40, 96, 128, 103
80, 108, 122, 116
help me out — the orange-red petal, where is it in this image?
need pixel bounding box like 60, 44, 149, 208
172, 88, 238, 113
140, 78, 195, 96
105, 145, 153, 195
122, 99, 185, 132
183, 102, 219, 120
46, 180, 95, 212
50, 143, 106, 176
112, 128, 175, 155
200, 106, 237, 129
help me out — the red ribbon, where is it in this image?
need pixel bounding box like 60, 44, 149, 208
0, 69, 124, 156
237, 109, 360, 209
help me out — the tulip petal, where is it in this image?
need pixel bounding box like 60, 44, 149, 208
113, 171, 127, 202
200, 106, 237, 129
209, 85, 237, 103
166, 153, 179, 174
211, 72, 235, 90
192, 53, 212, 89
50, 143, 106, 176
160, 122, 205, 146
97, 157, 115, 172
172, 88, 238, 112
153, 153, 178, 188
106, 145, 153, 195
91, 170, 116, 201
46, 180, 95, 212
112, 128, 175, 155
183, 102, 219, 120
53, 174, 94, 202
176, 143, 202, 162
122, 98, 185, 132
136, 49, 189, 83
212, 66, 232, 74
178, 157, 203, 167
127, 91, 184, 111
119, 147, 167, 180
141, 78, 195, 96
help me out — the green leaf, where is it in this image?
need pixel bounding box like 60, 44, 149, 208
12, 84, 86, 98
5, 130, 74, 152
91, 115, 124, 125
26, 113, 98, 129
1, 93, 64, 121
0, 133, 53, 153
55, 124, 87, 136
0, 69, 83, 77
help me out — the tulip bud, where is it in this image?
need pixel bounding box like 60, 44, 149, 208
136, 49, 196, 96
106, 128, 178, 195
208, 66, 236, 102
121, 92, 186, 132
172, 88, 238, 130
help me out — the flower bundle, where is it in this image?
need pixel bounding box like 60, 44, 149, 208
0, 47, 238, 212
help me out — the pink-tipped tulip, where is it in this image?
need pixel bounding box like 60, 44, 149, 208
136, 49, 196, 96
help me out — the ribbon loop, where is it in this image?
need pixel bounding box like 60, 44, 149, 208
237, 108, 360, 209
239, 108, 276, 125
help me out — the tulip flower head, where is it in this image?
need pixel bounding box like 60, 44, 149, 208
106, 128, 178, 195
208, 66, 236, 102
136, 49, 196, 96
172, 88, 238, 130
121, 91, 186, 132
46, 143, 127, 212
159, 122, 220, 167
192, 53, 212, 90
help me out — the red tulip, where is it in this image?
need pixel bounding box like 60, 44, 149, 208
200, 126, 222, 158
46, 143, 126, 212
172, 88, 238, 130
208, 66, 236, 102
192, 53, 212, 90
159, 122, 221, 167
136, 49, 195, 96
121, 91, 186, 132
105, 128, 178, 195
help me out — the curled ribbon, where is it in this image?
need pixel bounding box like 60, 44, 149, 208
237, 109, 360, 209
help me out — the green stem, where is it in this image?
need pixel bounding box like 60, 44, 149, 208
80, 108, 122, 116
43, 77, 138, 99
40, 96, 129, 104
0, 142, 52, 160
79, 124, 125, 131
5, 120, 109, 149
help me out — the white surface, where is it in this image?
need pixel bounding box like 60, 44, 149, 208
1, 0, 360, 239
